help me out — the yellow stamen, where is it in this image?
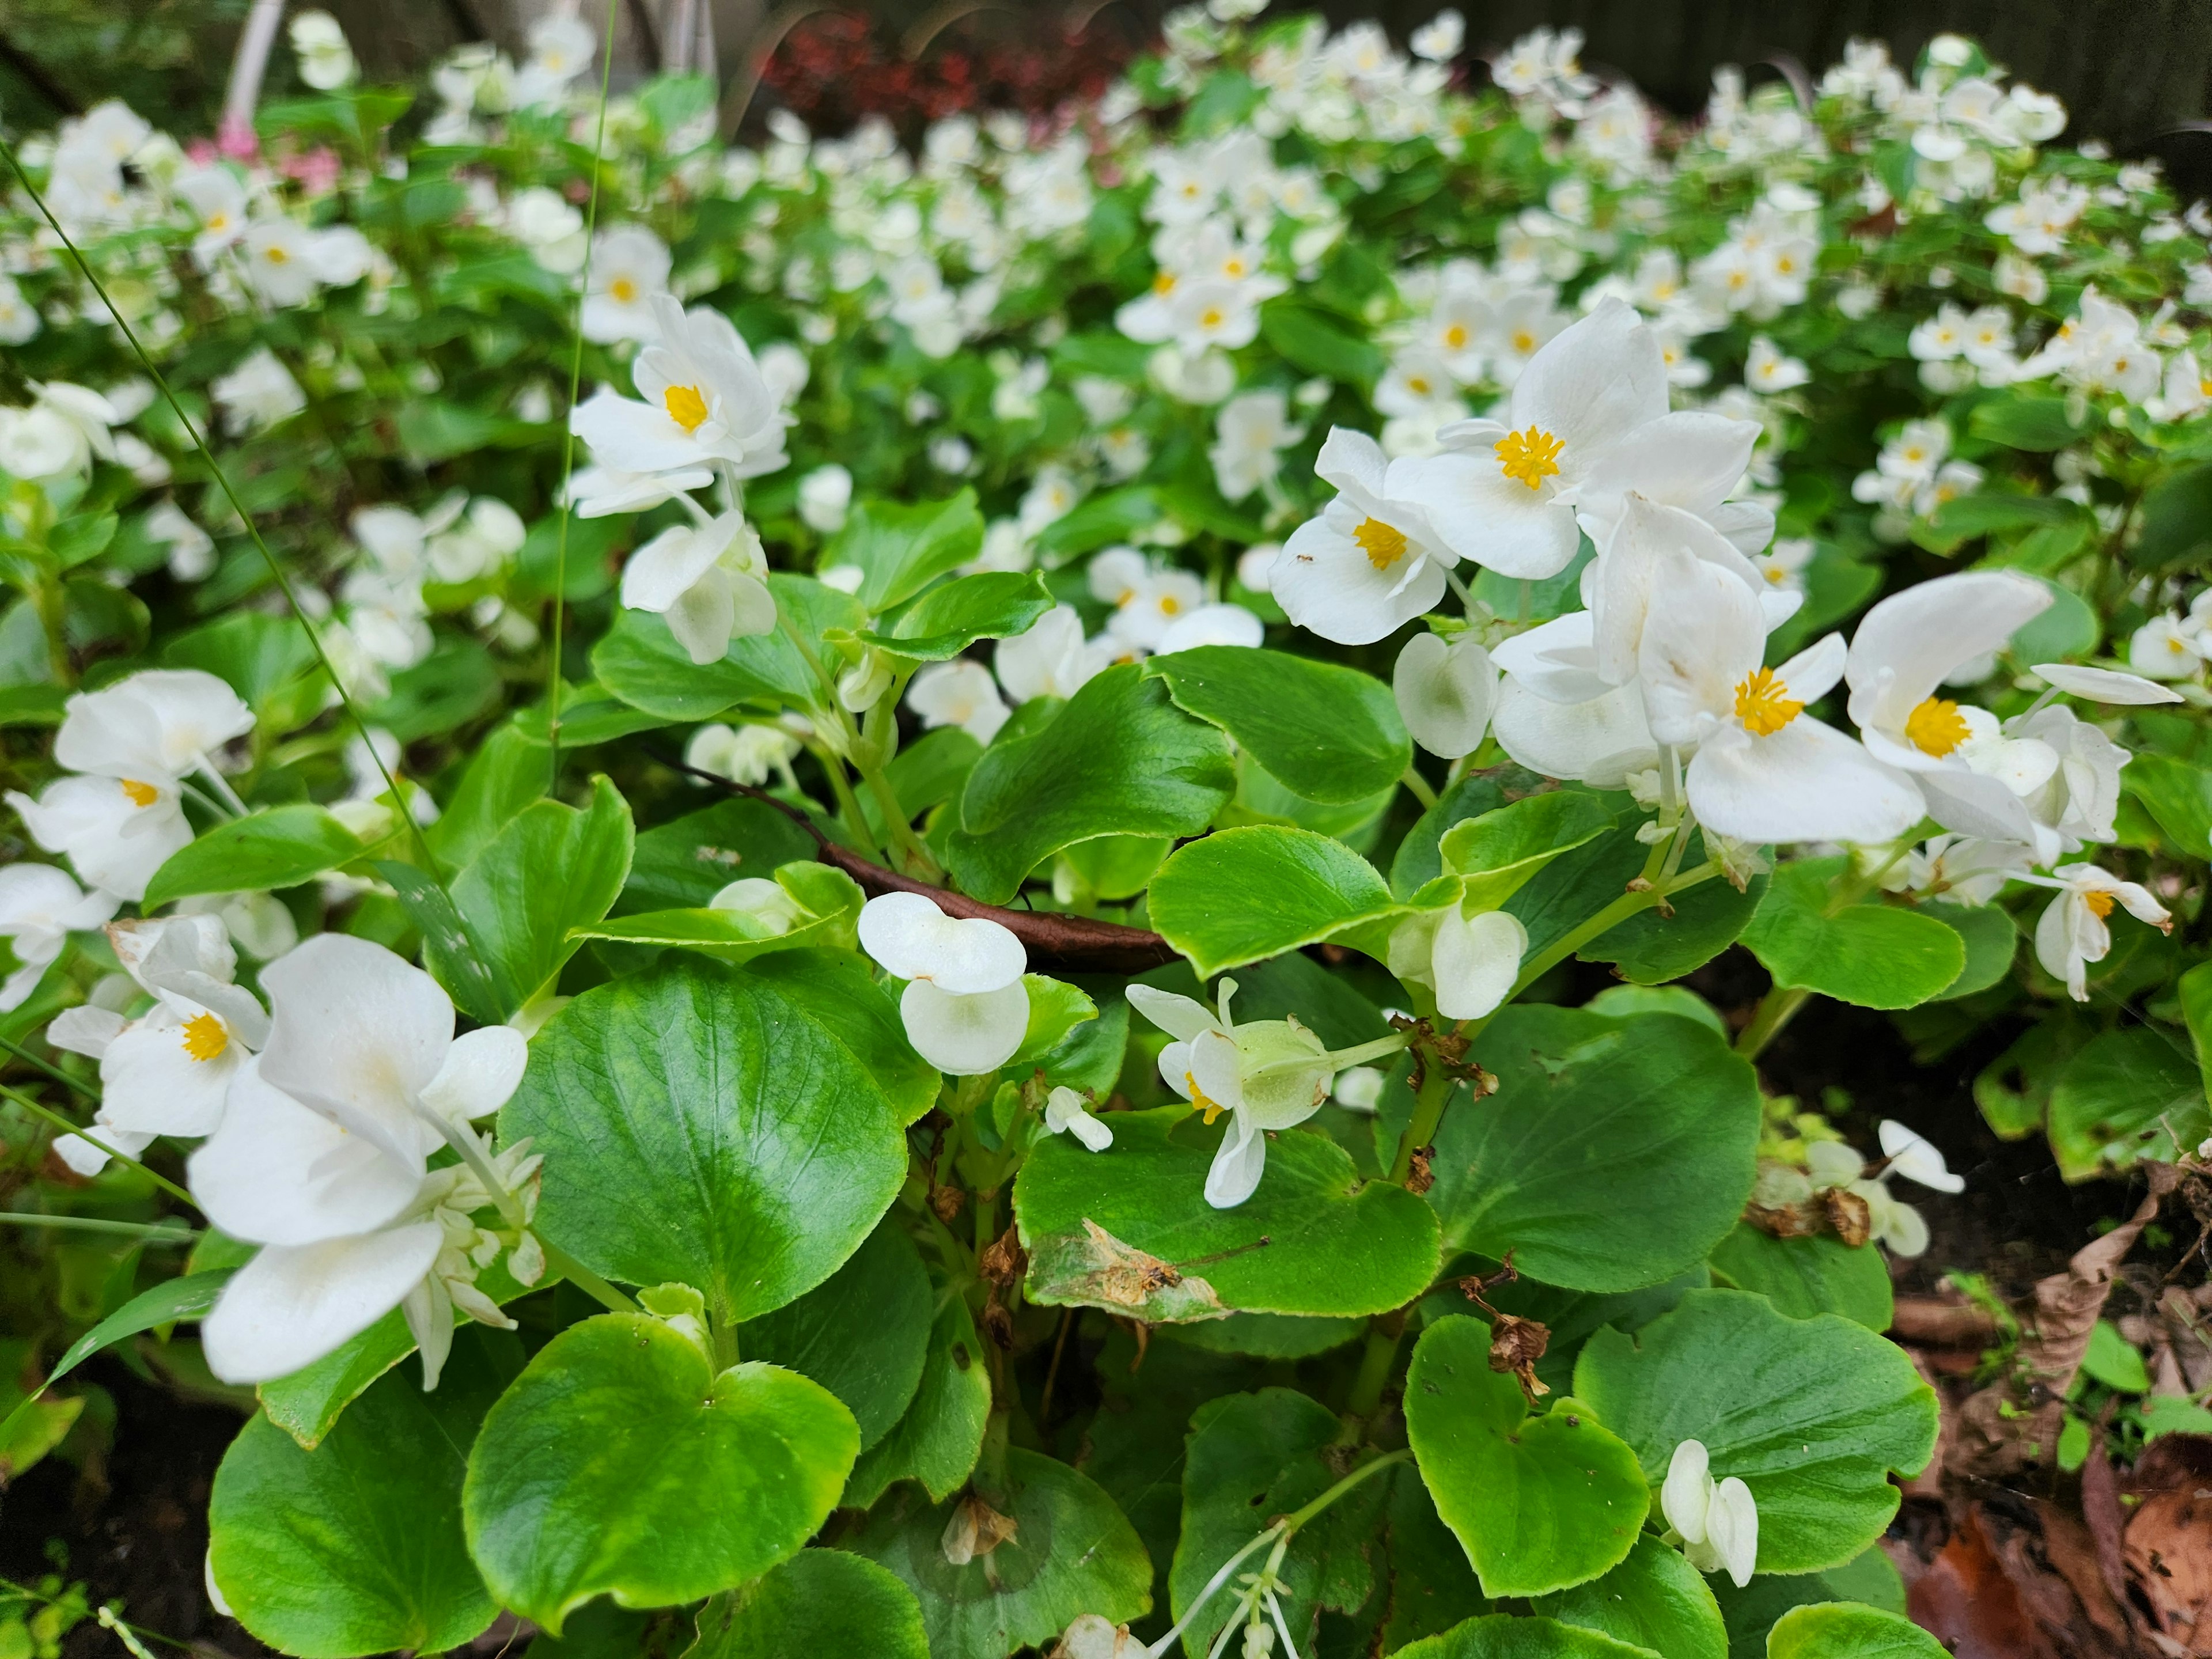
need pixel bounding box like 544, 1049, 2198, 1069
1733, 666, 1804, 736
120, 778, 160, 808
1443, 323, 1469, 350
1186, 1072, 1225, 1126
609, 275, 638, 304
264, 244, 289, 264
181, 1012, 228, 1063
2082, 889, 2115, 919
1495, 425, 1565, 491
1153, 271, 1176, 296
1510, 328, 1536, 354
1159, 594, 1183, 616
1353, 517, 1408, 571
664, 385, 709, 431
1904, 697, 1972, 757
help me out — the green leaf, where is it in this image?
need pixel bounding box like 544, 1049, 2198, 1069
1149, 825, 1413, 977
2123, 752, 2212, 857
593, 575, 859, 721
843, 1290, 993, 1509
1581, 864, 1767, 986
1017, 1108, 1439, 1319
374, 859, 507, 1027
863, 571, 1053, 661
426, 724, 554, 869
1031, 486, 1160, 560
738, 1219, 932, 1453
1707, 1225, 1893, 1333
1441, 794, 1616, 912
620, 797, 821, 912
46, 1270, 230, 1391
450, 775, 634, 1014
1011, 976, 1097, 1066
578, 864, 863, 967
1147, 647, 1411, 805
1393, 778, 1509, 897
368, 636, 504, 741
828, 492, 986, 611
1405, 1317, 1649, 1597
503, 960, 908, 1322
1573, 1289, 1939, 1574
1534, 1536, 1727, 1659
847, 1448, 1153, 1659
396, 399, 530, 464
143, 805, 374, 907
1427, 1007, 1760, 1293
690, 1552, 929, 1659
2131, 463, 2212, 570
210, 1332, 512, 1658
946, 664, 1236, 904
2081, 1320, 2150, 1393
463, 1314, 857, 1634
1925, 902, 2017, 1001
1711, 1553, 1906, 1658
1740, 859, 1966, 1010
2047, 1027, 2206, 1181
1392, 1611, 1658, 1657
1764, 1603, 1944, 1659
1260, 299, 1384, 385
740, 948, 940, 1125
162, 612, 319, 709
1967, 395, 2093, 452
1169, 1390, 1393, 1656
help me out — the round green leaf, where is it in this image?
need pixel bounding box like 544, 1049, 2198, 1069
1393, 1612, 1659, 1658
690, 1551, 929, 1659
1571, 1290, 1939, 1575
1427, 1006, 1760, 1293
143, 804, 373, 908
1149, 825, 1404, 977
462, 1313, 857, 1633
592, 574, 858, 719
1766, 1603, 1945, 1659
2047, 1027, 2206, 1181
503, 960, 907, 1322
1707, 1225, 1893, 1332
842, 1290, 992, 1509
1924, 902, 2017, 1001
944, 664, 1236, 904
1147, 646, 1411, 804
847, 1447, 1152, 1659
209, 1332, 510, 1658
1404, 1316, 1649, 1598
1014, 1108, 1441, 1319
1534, 1537, 1726, 1659
739, 1218, 932, 1453
863, 570, 1053, 661
1738, 860, 1966, 1010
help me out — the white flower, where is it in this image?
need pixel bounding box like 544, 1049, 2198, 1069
2030, 865, 2171, 1001
507, 185, 587, 272
175, 167, 248, 264
1210, 389, 1305, 501
1410, 10, 1464, 61
619, 513, 776, 666
1273, 429, 1455, 645
1661, 1440, 1758, 1587
0, 407, 90, 480
998, 607, 1111, 703
1878, 1119, 1963, 1193
566, 461, 714, 518
0, 276, 38, 347
685, 721, 798, 787
514, 11, 595, 105
210, 350, 305, 435
2128, 615, 2202, 681
797, 463, 854, 533
857, 893, 1029, 1076
1156, 604, 1264, 655
579, 225, 672, 343
2030, 663, 2183, 706
907, 661, 1010, 744
1393, 631, 1497, 759
1744, 336, 1808, 394
46, 914, 268, 1174
1388, 905, 1527, 1021
1844, 573, 2061, 851
146, 501, 216, 581
1044, 1086, 1113, 1152
0, 865, 115, 1011
574, 297, 791, 480
289, 10, 357, 90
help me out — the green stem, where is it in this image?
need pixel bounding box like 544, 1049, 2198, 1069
0, 1212, 196, 1240
0, 1083, 198, 1208
1734, 984, 1810, 1062
1509, 860, 1721, 1000
0, 1031, 98, 1100
1343, 1319, 1404, 1420
1401, 767, 1439, 810
820, 756, 884, 863
854, 751, 939, 878
544, 1241, 637, 1314
1388, 1064, 1455, 1185
1283, 1446, 1414, 1531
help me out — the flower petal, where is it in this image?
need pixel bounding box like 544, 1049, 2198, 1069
1203, 1115, 1267, 1210
1432, 908, 1527, 1021
1514, 298, 1669, 459
1685, 721, 1927, 846
421, 1025, 530, 1125
1389, 448, 1581, 579
1126, 984, 1218, 1043
899, 979, 1029, 1075
1491, 679, 1654, 783
1844, 570, 2054, 735
201, 1221, 443, 1385
188, 1057, 425, 1245
859, 891, 1027, 993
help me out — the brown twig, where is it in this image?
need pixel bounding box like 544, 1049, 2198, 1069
657, 750, 1179, 974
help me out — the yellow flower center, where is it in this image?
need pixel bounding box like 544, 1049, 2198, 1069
181, 1012, 229, 1063
1904, 697, 1971, 757
610, 276, 638, 304
1153, 271, 1176, 296
1199, 306, 1225, 330
1442, 323, 1469, 350
1353, 517, 1408, 571
1185, 1071, 1225, 1126
120, 778, 160, 808
663, 384, 709, 431
1496, 425, 1565, 491
2082, 889, 2115, 919
264, 244, 289, 264
1222, 257, 1247, 278
1733, 666, 1804, 736
207, 213, 229, 231
1510, 328, 1536, 354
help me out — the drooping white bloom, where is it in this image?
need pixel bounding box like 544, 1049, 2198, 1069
1210, 390, 1306, 502
857, 893, 1029, 1075
289, 10, 357, 90
0, 865, 116, 1010
1044, 1085, 1113, 1152
685, 720, 800, 788
1388, 905, 1527, 1021
1877, 1119, 1964, 1193
619, 513, 775, 666
46, 915, 268, 1175
2029, 864, 2171, 1001
1394, 631, 1498, 759
210, 350, 306, 435
1126, 980, 1334, 1209
579, 225, 673, 343
907, 661, 1010, 745
1661, 1440, 1758, 1587
997, 607, 1110, 704
1273, 429, 1455, 645
1844, 572, 2058, 850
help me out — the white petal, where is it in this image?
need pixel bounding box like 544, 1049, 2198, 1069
620, 522, 728, 613
1844, 571, 2054, 736
188, 1057, 425, 1245
1661, 1439, 1713, 1543
1126, 984, 1218, 1042
47, 1005, 125, 1059
1706, 1478, 1759, 1588
1772, 632, 1848, 705
1395, 633, 1498, 759
1910, 766, 2043, 846
1878, 1119, 1964, 1193
1685, 722, 1927, 846
859, 892, 1027, 993
97, 1012, 235, 1137
1491, 678, 1654, 782
1514, 299, 1670, 459
1272, 514, 1449, 646
899, 979, 1029, 1075
1204, 1115, 1267, 1210
1882, 1200, 1931, 1258
2032, 662, 2185, 705
1636, 546, 1765, 746
1313, 426, 1388, 497
1569, 411, 1760, 543
662, 569, 738, 665
54, 1125, 154, 1177
1431, 909, 1526, 1021
1491, 611, 1608, 705
1389, 449, 1581, 579
421, 1025, 529, 1124
200, 1222, 443, 1384
1186, 1028, 1246, 1116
